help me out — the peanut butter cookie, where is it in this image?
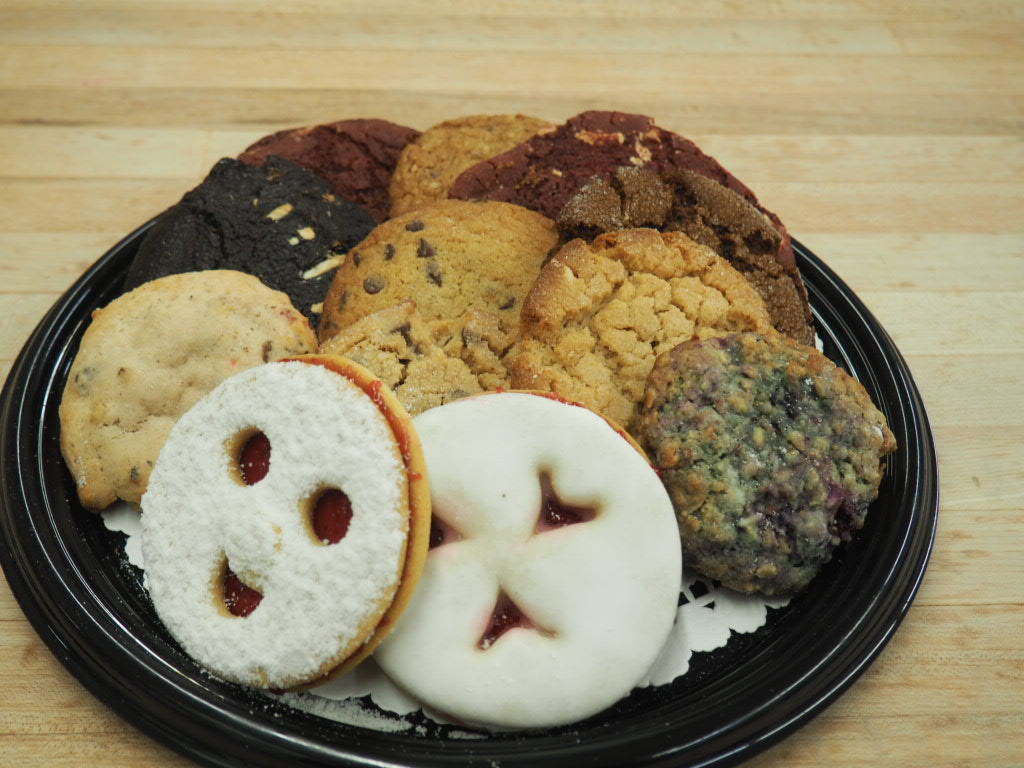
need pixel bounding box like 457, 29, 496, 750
509, 229, 773, 429
389, 114, 552, 217
59, 271, 318, 509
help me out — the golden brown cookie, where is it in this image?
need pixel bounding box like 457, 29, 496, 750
509, 229, 774, 429
389, 115, 553, 217
59, 271, 318, 509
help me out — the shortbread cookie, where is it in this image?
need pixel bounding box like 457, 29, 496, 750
389, 114, 552, 217
123, 157, 376, 320
638, 333, 897, 596
59, 271, 318, 509
558, 166, 815, 345
375, 392, 681, 729
141, 355, 431, 688
509, 229, 774, 429
319, 300, 488, 415
238, 118, 420, 221
448, 110, 795, 268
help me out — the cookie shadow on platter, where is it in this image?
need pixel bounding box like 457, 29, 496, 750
0, 221, 938, 768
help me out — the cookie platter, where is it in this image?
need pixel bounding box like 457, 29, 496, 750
0, 217, 937, 767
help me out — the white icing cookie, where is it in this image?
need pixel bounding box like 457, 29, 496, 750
141, 357, 428, 689
375, 392, 682, 729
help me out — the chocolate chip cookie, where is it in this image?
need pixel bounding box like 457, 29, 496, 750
389, 114, 552, 217
238, 118, 420, 221
558, 166, 815, 345
59, 271, 318, 509
637, 332, 897, 596
509, 228, 773, 429
122, 157, 376, 321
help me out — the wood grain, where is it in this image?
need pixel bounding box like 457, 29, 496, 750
0, 2, 1021, 767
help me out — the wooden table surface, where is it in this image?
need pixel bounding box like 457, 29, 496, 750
1, 1, 1021, 766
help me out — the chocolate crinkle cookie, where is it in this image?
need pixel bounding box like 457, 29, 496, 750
122, 157, 376, 320
558, 166, 815, 345
637, 332, 897, 596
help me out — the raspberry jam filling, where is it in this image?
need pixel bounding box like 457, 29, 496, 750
312, 488, 353, 544
478, 590, 535, 650
223, 565, 262, 617
535, 471, 597, 533
238, 432, 271, 485
428, 515, 464, 549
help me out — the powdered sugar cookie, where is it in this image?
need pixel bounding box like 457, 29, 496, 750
374, 391, 681, 729
140, 355, 430, 689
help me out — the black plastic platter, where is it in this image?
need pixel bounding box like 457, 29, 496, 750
0, 223, 938, 768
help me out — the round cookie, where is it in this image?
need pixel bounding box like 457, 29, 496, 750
59, 271, 318, 510
558, 166, 815, 345
238, 117, 421, 222
140, 355, 431, 689
389, 114, 552, 217
375, 391, 681, 729
509, 228, 774, 430
637, 333, 897, 596
319, 300, 489, 415
122, 157, 377, 320
448, 110, 796, 269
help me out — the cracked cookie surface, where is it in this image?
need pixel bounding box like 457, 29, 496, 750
59, 271, 318, 509
389, 114, 552, 217
509, 229, 773, 429
637, 332, 897, 596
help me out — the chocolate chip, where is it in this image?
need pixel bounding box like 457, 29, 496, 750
363, 276, 386, 294
384, 243, 396, 260
425, 262, 443, 286
352, 250, 362, 266
336, 288, 349, 312
261, 340, 273, 362
405, 220, 425, 232
130, 466, 140, 483
417, 238, 436, 258
499, 297, 516, 310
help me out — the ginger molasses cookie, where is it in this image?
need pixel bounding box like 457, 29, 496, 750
141, 355, 431, 688
389, 114, 552, 217
319, 200, 559, 388
558, 166, 815, 345
59, 271, 318, 510
123, 157, 376, 321
509, 228, 773, 430
238, 118, 420, 222
638, 333, 897, 596
448, 110, 795, 268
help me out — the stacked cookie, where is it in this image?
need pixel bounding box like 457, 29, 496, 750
58, 109, 896, 729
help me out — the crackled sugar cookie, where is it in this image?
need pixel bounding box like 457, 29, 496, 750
509, 229, 774, 430
389, 114, 552, 217
239, 118, 421, 222
59, 271, 318, 509
141, 355, 430, 689
638, 333, 897, 596
375, 392, 681, 729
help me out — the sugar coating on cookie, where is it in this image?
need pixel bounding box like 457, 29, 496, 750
141, 360, 412, 688
375, 392, 681, 729
638, 333, 897, 596
389, 114, 552, 217
59, 270, 318, 509
238, 118, 421, 222
509, 228, 774, 430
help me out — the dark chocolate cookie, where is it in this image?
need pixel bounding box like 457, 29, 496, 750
637, 332, 897, 596
238, 118, 420, 221
448, 110, 795, 269
122, 157, 376, 320
558, 166, 815, 345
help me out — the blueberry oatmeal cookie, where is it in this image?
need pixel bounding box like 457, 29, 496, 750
509, 228, 773, 429
637, 332, 897, 596
122, 157, 376, 321
59, 271, 318, 509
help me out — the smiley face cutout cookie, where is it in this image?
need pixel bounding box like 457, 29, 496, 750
374, 392, 682, 729
140, 356, 430, 689
59, 270, 318, 510
509, 228, 774, 430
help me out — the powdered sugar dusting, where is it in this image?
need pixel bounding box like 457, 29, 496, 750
140, 361, 408, 688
